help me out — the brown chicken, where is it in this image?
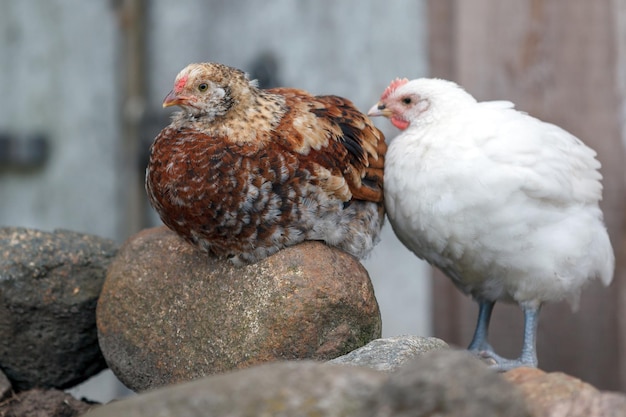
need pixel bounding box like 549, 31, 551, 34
146, 62, 386, 265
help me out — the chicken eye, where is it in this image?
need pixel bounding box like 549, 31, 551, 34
198, 83, 209, 92
402, 97, 412, 105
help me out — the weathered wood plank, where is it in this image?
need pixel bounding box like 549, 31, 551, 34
428, 0, 625, 390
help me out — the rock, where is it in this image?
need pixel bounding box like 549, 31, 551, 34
504, 367, 626, 417
549, 391, 626, 417
97, 226, 382, 392
82, 360, 387, 417
0, 368, 11, 401
366, 349, 531, 417
0, 388, 96, 417
329, 335, 449, 372
0, 227, 117, 391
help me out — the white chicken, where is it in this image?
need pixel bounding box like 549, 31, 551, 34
368, 77, 614, 370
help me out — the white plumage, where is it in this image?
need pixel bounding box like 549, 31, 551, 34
368, 78, 614, 370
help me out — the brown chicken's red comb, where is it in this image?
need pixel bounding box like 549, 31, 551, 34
381, 78, 409, 100
174, 74, 189, 93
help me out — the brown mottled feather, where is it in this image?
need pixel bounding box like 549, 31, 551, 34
269, 88, 385, 203
146, 62, 386, 264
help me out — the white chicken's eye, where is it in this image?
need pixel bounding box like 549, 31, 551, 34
198, 83, 209, 92
402, 97, 412, 105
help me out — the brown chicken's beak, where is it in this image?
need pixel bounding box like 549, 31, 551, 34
367, 102, 391, 118
162, 90, 188, 108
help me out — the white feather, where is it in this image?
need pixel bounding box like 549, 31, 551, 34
383, 79, 614, 308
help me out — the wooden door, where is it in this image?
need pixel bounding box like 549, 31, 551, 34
428, 0, 626, 390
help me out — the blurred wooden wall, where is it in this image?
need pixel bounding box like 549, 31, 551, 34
427, 0, 626, 390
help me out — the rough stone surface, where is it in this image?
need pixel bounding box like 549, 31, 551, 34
504, 367, 626, 417
0, 227, 118, 391
97, 226, 382, 392
0, 368, 10, 401
365, 349, 532, 417
71, 343, 626, 417
329, 335, 449, 372
82, 361, 387, 417
0, 388, 96, 417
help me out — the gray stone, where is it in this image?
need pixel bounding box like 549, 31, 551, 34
97, 227, 382, 392
329, 335, 449, 372
0, 227, 118, 391
82, 361, 387, 417
0, 367, 10, 401
0, 388, 95, 417
366, 349, 531, 417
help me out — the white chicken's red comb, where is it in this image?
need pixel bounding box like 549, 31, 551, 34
381, 78, 409, 100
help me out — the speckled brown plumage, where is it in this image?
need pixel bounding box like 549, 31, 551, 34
146, 62, 386, 264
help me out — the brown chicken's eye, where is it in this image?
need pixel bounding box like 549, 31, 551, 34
402, 97, 412, 105
198, 83, 209, 92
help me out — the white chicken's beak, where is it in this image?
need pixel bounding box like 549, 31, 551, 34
367, 102, 391, 118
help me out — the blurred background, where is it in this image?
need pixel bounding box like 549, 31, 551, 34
1, 0, 625, 400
